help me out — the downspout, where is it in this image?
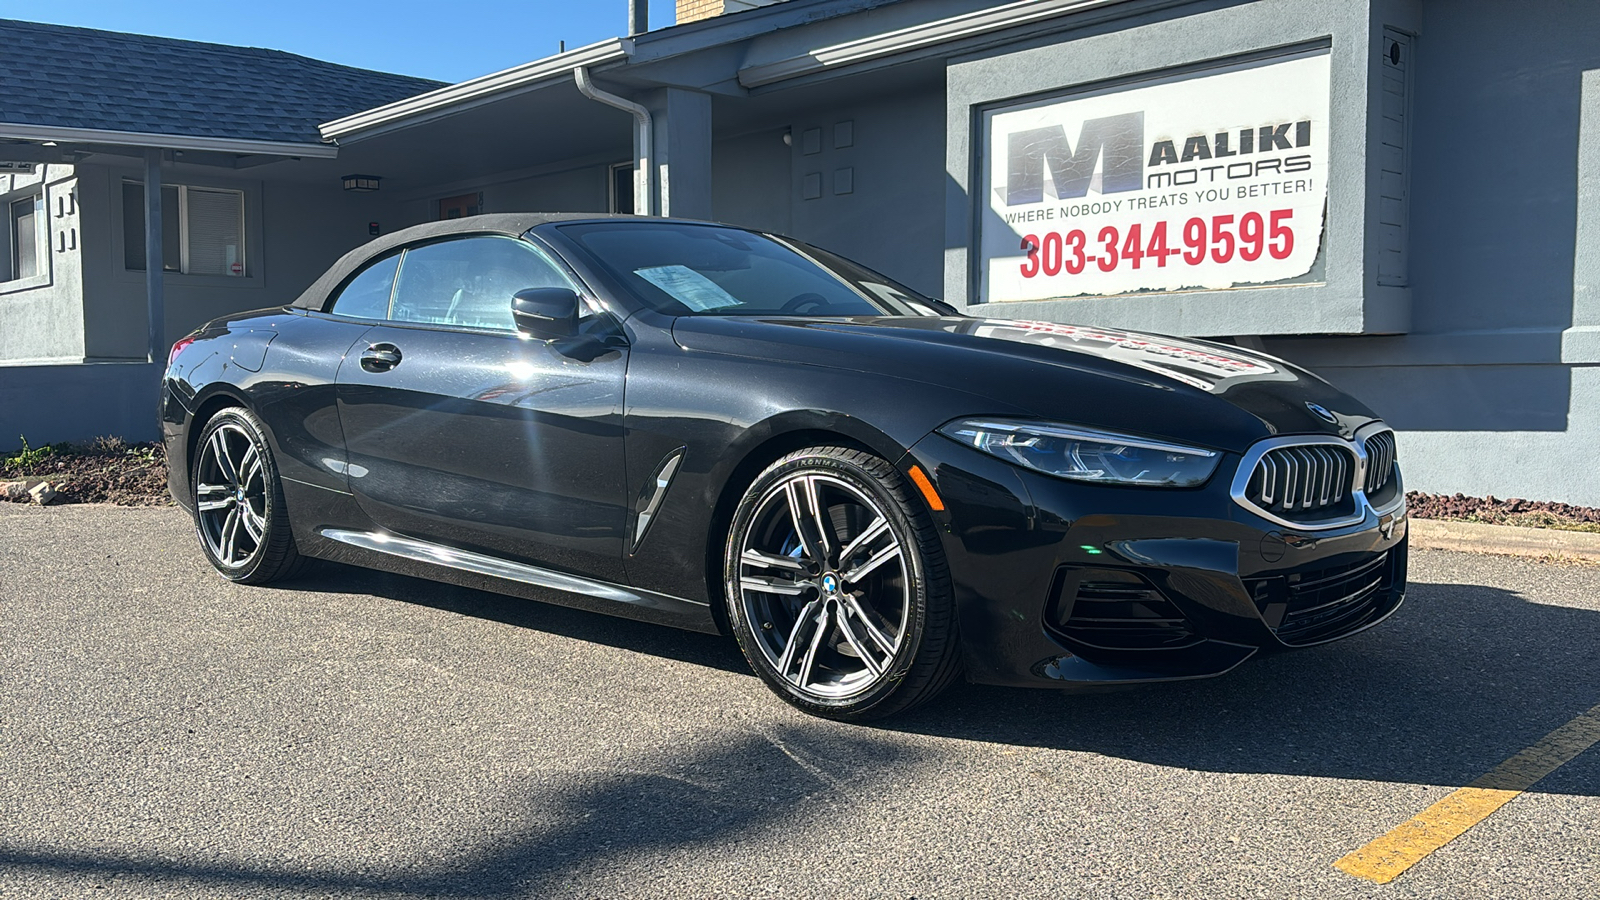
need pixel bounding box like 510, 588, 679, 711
144, 148, 165, 363
575, 67, 653, 216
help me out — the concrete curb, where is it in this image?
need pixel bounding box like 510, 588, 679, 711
1410, 518, 1600, 562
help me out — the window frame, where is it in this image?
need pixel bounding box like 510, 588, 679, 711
608, 162, 636, 215
323, 250, 402, 323
1, 187, 48, 289
321, 234, 600, 336
122, 180, 247, 278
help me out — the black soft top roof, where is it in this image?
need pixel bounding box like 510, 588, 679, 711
288, 212, 633, 310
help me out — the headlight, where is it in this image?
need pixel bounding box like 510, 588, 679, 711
938, 418, 1220, 487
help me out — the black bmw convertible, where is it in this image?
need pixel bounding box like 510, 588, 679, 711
162, 213, 1407, 720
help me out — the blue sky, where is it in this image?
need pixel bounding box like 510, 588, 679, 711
2, 0, 682, 83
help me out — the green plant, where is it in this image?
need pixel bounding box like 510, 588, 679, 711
124, 443, 162, 465
3, 435, 55, 472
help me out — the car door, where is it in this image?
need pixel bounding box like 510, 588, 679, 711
335, 234, 630, 582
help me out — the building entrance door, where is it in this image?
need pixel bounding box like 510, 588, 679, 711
437, 192, 481, 220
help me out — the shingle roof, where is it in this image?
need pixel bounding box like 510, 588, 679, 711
0, 19, 444, 146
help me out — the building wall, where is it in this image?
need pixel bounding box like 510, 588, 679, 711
401, 162, 612, 224
713, 128, 793, 236
678, 0, 788, 25
1260, 0, 1600, 505
74, 161, 407, 361
783, 87, 948, 296
934, 0, 1600, 505
0, 361, 161, 446
0, 164, 85, 363
678, 0, 726, 24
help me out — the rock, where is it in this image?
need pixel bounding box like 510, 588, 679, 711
1, 479, 38, 502
28, 481, 58, 505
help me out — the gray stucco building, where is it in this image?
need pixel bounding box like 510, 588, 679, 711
3, 0, 1598, 505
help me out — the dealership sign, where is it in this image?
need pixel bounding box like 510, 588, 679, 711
980, 52, 1331, 302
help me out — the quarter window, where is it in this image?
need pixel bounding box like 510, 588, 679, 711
389, 236, 575, 331
123, 181, 246, 277
328, 254, 400, 320
3, 192, 45, 283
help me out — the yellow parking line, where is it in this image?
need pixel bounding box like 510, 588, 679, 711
1335, 702, 1600, 884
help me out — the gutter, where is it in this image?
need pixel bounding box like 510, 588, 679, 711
320, 39, 631, 143
739, 0, 1135, 88
574, 68, 654, 217
0, 123, 338, 158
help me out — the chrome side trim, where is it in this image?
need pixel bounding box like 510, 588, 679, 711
632, 448, 684, 551
320, 528, 708, 609
1230, 422, 1404, 531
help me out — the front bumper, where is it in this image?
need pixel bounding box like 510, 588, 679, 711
903, 434, 1408, 688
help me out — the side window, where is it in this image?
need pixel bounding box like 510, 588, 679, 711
328, 254, 400, 319
390, 236, 574, 331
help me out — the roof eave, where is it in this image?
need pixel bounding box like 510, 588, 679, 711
319, 39, 632, 143
0, 122, 338, 158
738, 0, 1136, 88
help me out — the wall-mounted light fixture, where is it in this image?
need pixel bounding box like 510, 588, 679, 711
341, 174, 382, 192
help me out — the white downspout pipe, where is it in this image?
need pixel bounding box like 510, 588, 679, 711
575, 66, 653, 216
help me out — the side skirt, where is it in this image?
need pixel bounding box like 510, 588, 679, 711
315, 527, 720, 635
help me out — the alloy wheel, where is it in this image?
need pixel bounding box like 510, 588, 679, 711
194, 422, 268, 568
737, 472, 910, 699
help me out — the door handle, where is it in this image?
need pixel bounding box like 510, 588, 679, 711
360, 342, 402, 372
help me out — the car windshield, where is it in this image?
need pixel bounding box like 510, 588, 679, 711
555, 221, 950, 317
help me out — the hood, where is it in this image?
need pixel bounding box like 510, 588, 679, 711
670, 315, 1378, 454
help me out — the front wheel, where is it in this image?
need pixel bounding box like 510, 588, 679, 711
191, 407, 307, 584
724, 446, 961, 720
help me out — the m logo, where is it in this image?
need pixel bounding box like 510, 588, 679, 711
1004, 112, 1145, 205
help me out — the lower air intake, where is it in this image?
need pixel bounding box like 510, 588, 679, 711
1047, 568, 1201, 651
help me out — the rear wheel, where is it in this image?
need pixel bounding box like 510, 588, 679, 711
724, 446, 960, 720
191, 407, 306, 584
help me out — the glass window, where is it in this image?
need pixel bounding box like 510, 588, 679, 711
389, 236, 574, 331
557, 221, 945, 317
328, 254, 400, 320
184, 188, 245, 276
123, 181, 244, 276
5, 193, 44, 282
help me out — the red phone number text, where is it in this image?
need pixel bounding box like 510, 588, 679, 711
1020, 209, 1296, 278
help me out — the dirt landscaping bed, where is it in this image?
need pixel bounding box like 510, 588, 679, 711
1405, 490, 1600, 533
1, 438, 170, 506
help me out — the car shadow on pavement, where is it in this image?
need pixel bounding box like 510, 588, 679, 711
0, 725, 921, 898
886, 577, 1600, 797
282, 562, 1600, 799
277, 559, 750, 675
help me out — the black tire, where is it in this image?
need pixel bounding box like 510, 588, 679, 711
190, 406, 308, 584
724, 446, 961, 720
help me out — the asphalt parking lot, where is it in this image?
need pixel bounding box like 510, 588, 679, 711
2, 503, 1597, 899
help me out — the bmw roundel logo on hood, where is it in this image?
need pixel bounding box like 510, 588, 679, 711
1306, 402, 1338, 424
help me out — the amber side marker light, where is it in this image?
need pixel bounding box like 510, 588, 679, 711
907, 465, 945, 512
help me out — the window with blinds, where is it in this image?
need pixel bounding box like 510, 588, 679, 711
185, 188, 244, 277
5, 192, 44, 282
122, 181, 246, 277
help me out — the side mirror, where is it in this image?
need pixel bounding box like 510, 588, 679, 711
512, 288, 581, 340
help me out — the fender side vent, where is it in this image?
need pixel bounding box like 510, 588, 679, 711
631, 448, 684, 553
